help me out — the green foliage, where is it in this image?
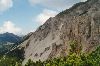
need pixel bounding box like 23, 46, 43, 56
69, 40, 82, 55
25, 59, 44, 66
0, 55, 22, 66
86, 47, 100, 66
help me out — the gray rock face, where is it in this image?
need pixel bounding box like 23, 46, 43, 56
19, 0, 100, 64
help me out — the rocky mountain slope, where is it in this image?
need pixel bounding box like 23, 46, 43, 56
0, 32, 22, 54
17, 0, 100, 64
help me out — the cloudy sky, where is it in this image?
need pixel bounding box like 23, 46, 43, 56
0, 0, 87, 35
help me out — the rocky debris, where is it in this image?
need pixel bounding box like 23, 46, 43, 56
48, 43, 67, 59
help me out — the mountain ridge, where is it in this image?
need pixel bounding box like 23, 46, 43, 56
12, 0, 100, 65
0, 32, 22, 54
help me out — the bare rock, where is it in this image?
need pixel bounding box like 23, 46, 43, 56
17, 0, 100, 64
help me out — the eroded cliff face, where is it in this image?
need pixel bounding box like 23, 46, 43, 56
19, 0, 100, 64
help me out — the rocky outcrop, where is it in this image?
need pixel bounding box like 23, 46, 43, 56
18, 0, 100, 64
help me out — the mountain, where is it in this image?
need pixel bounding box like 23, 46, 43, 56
0, 32, 22, 54
12, 0, 100, 64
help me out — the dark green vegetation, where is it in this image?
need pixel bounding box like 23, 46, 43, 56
0, 43, 15, 54
0, 55, 22, 66
0, 40, 100, 66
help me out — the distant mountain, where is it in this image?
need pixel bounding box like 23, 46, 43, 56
0, 32, 22, 54
0, 32, 21, 44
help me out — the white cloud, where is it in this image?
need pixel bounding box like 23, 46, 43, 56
0, 21, 22, 34
29, 0, 86, 11
35, 9, 58, 24
0, 0, 13, 13
81, 0, 87, 2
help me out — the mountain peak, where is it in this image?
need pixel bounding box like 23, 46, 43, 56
0, 32, 22, 44
12, 0, 100, 64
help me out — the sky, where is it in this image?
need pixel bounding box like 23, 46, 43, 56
0, 0, 87, 35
